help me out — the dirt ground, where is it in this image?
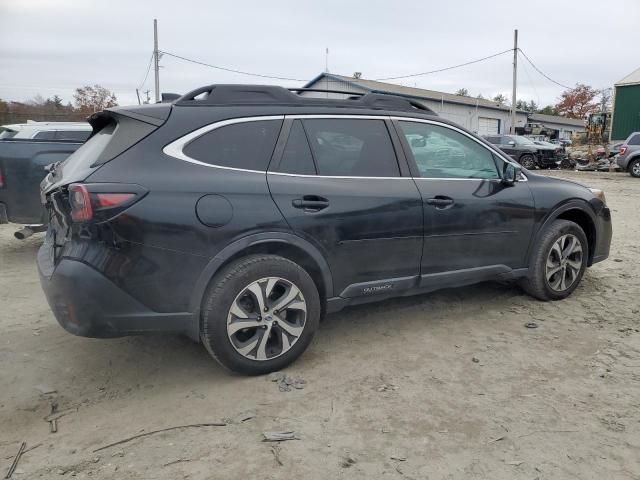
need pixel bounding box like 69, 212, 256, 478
1, 170, 639, 479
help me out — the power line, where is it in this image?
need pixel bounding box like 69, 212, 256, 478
518, 50, 541, 107
517, 48, 572, 90
159, 50, 308, 82
137, 52, 154, 90
374, 48, 514, 81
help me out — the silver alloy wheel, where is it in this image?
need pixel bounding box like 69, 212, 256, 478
545, 234, 583, 292
632, 161, 640, 176
226, 277, 307, 361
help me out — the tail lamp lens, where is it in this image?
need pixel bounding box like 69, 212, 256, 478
68, 185, 137, 223
95, 193, 135, 208
69, 184, 92, 222
620, 146, 627, 155
0, 168, 4, 188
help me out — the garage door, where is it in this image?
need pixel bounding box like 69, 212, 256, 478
478, 117, 500, 135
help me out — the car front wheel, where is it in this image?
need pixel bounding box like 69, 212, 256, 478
520, 219, 588, 301
519, 154, 536, 169
201, 254, 320, 375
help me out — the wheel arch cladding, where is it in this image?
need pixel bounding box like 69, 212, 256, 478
555, 208, 596, 265
190, 233, 333, 334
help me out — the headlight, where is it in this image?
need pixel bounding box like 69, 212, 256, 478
589, 188, 607, 204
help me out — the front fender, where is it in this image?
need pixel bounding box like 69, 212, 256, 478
526, 199, 599, 266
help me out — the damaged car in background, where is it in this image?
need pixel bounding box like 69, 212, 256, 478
483, 134, 563, 169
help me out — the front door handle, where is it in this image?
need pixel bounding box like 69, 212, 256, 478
426, 196, 454, 209
292, 195, 329, 211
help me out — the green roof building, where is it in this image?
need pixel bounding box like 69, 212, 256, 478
611, 67, 640, 141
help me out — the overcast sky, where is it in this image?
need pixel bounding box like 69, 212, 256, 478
1, 0, 638, 108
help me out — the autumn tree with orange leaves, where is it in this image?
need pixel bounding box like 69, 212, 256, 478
554, 84, 599, 119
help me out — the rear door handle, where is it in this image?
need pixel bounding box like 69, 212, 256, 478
292, 195, 329, 211
426, 196, 454, 209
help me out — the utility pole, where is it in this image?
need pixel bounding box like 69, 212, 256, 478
135, 88, 141, 105
153, 19, 160, 103
510, 29, 518, 134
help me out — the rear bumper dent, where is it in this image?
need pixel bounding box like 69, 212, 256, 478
38, 251, 197, 339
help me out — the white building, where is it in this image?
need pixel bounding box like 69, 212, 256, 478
303, 73, 585, 139
303, 73, 528, 135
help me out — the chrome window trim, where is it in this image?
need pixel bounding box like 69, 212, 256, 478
162, 113, 527, 181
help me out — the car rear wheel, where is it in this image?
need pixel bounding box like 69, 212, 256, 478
520, 220, 588, 301
630, 159, 640, 178
201, 254, 320, 375
519, 154, 536, 169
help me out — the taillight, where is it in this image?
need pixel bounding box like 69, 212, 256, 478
68, 184, 143, 223
620, 146, 627, 155
0, 168, 4, 188
95, 193, 135, 208
69, 184, 92, 222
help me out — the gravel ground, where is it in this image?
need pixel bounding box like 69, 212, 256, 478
0, 170, 639, 479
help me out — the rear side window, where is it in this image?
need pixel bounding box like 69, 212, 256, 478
183, 120, 283, 171
55, 130, 91, 142
275, 121, 316, 175
302, 119, 400, 177
628, 134, 640, 145
34, 131, 56, 140
0, 128, 17, 139
485, 136, 500, 144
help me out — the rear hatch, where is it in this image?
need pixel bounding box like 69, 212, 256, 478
41, 104, 171, 267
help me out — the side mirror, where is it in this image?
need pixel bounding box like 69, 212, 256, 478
502, 162, 521, 185
507, 140, 516, 146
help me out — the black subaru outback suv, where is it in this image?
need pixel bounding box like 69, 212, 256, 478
38, 85, 612, 375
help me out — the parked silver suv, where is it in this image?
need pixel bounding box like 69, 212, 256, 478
617, 132, 640, 177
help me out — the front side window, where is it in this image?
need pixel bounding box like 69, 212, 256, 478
398, 121, 500, 180
183, 119, 283, 171
302, 119, 400, 177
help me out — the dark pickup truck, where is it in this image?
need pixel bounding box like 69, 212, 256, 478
0, 139, 85, 225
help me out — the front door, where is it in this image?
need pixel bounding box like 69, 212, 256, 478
394, 119, 535, 285
268, 117, 423, 297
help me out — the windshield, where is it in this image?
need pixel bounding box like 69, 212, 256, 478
512, 136, 535, 146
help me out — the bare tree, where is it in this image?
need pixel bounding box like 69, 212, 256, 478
73, 85, 118, 114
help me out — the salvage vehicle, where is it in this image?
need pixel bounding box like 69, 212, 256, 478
483, 134, 559, 169
616, 132, 640, 177
38, 85, 612, 375
0, 122, 90, 227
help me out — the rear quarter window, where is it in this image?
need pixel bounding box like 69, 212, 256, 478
183, 120, 283, 171
628, 134, 640, 146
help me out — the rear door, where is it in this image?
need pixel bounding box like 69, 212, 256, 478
267, 116, 423, 297
394, 119, 535, 284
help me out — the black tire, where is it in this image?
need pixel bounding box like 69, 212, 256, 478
629, 158, 640, 178
201, 254, 321, 375
520, 220, 588, 301
519, 154, 536, 169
